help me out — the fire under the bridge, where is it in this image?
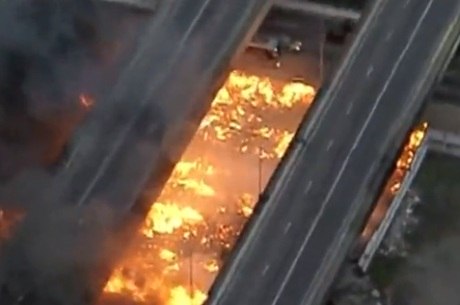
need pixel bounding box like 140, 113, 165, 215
97, 70, 427, 305
0, 69, 429, 305
100, 70, 316, 305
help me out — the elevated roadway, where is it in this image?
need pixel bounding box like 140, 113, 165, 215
0, 1, 274, 304
206, 0, 460, 304
55, 0, 272, 212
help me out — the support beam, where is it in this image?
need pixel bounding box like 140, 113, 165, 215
274, 0, 361, 22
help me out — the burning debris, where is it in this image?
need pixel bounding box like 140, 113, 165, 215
100, 71, 315, 305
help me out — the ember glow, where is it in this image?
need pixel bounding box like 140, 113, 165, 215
79, 93, 95, 109
101, 70, 315, 304
0, 209, 23, 242
360, 122, 428, 242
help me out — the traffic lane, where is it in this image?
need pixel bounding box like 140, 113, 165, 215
267, 0, 456, 303
207, 0, 434, 302
241, 1, 436, 301
208, 121, 367, 302
276, 90, 409, 305
244, 0, 442, 302
269, 2, 459, 304
274, 0, 431, 201
213, 122, 378, 304
58, 0, 273, 206
297, 0, 425, 147
206, 0, 431, 303
279, 68, 431, 305
258, 103, 389, 304
276, 0, 438, 246
300, 0, 431, 149
279, 133, 383, 305
231, 0, 424, 269
295, 0, 433, 189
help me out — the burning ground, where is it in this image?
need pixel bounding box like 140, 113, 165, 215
0, 70, 315, 305
100, 71, 316, 305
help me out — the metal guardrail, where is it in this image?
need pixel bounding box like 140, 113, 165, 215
274, 0, 361, 21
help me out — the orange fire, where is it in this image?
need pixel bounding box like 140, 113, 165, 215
0, 209, 23, 243
167, 286, 207, 305
101, 70, 316, 304
360, 122, 428, 242
79, 93, 95, 109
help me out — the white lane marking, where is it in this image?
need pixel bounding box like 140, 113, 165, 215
297, 0, 388, 144
346, 102, 354, 115
283, 222, 292, 234
76, 0, 214, 206
262, 264, 270, 276
404, 0, 411, 8
385, 30, 394, 41
270, 0, 387, 196
303, 180, 313, 195
326, 140, 334, 151
272, 0, 434, 303
366, 65, 374, 77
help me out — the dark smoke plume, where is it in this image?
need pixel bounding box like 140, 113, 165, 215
0, 1, 149, 304
0, 0, 109, 182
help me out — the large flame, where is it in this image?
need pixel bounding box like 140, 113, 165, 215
101, 71, 316, 304
167, 286, 207, 305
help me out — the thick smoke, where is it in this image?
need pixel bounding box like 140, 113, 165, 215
0, 1, 148, 304
0, 201, 122, 305
0, 0, 111, 182
388, 236, 460, 305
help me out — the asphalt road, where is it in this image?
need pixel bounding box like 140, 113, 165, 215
207, 0, 460, 304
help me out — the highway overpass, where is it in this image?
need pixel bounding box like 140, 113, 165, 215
0, 0, 274, 303
206, 0, 460, 305
0, 0, 460, 304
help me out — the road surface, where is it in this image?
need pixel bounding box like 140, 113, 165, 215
207, 0, 460, 304
56, 0, 273, 212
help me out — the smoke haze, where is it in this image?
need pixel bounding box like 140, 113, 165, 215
0, 1, 150, 304
389, 236, 460, 305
